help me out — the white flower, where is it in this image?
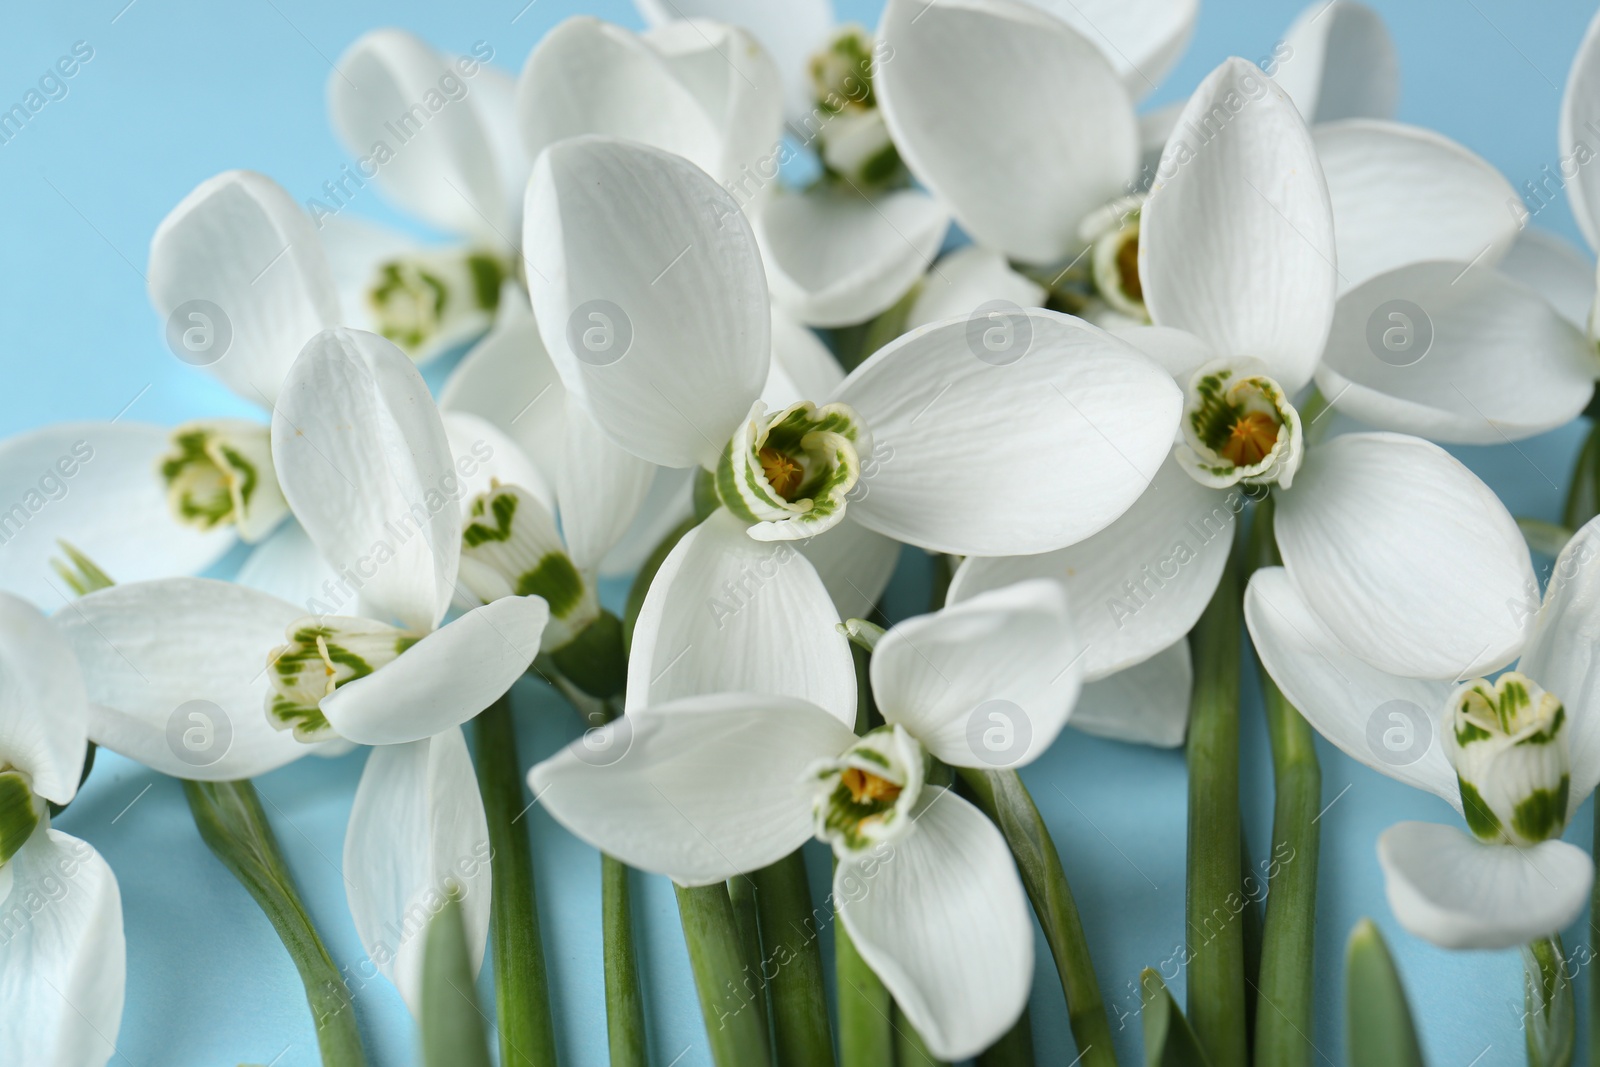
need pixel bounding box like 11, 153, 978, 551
1243, 516, 1600, 949
0, 592, 124, 1067
531, 578, 1081, 1059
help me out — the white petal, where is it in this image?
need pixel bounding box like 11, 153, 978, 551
0, 423, 234, 606
1498, 227, 1596, 330
1274, 433, 1535, 678
443, 410, 554, 513
344, 728, 492, 1014
758, 186, 949, 327
463, 61, 531, 217
529, 692, 853, 884
625, 510, 856, 722
906, 246, 1047, 331
598, 466, 697, 578
1143, 58, 1336, 392
1378, 821, 1591, 950
1244, 567, 1459, 805
556, 404, 656, 571
236, 519, 343, 616
324, 596, 546, 746
634, 0, 835, 120
1316, 261, 1596, 443
148, 170, 340, 407
871, 579, 1077, 767
796, 518, 902, 623
876, 0, 1139, 264
1315, 120, 1519, 293
1561, 7, 1600, 251
643, 20, 785, 185
439, 297, 569, 494
0, 594, 86, 804
1273, 0, 1399, 124
1109, 324, 1214, 382
524, 136, 770, 470
53, 578, 310, 780
1516, 517, 1600, 807
1021, 0, 1197, 100
835, 309, 1182, 555
517, 18, 725, 181
1071, 639, 1192, 747
0, 830, 124, 1067
947, 455, 1233, 680
273, 328, 459, 632
763, 306, 845, 410
837, 787, 1031, 1060
328, 30, 507, 240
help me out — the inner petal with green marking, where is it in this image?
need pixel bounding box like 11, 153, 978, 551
367, 247, 510, 362
1079, 195, 1148, 322
265, 617, 419, 743
458, 482, 598, 651
809, 725, 925, 859
0, 767, 41, 870
1443, 671, 1570, 846
715, 400, 866, 542
1175, 360, 1303, 491
158, 419, 288, 542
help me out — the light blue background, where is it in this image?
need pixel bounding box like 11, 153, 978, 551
3, 0, 1595, 1064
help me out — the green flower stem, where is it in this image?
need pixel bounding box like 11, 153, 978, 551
183, 779, 367, 1067
750, 851, 835, 1067
729, 873, 773, 1039
420, 896, 494, 1067
976, 1011, 1036, 1067
676, 881, 775, 1067
1526, 936, 1576, 1067
602, 855, 648, 1067
957, 768, 1116, 1067
1184, 550, 1248, 1067
1565, 420, 1600, 531
837, 908, 895, 1067
894, 1004, 948, 1066
1246, 497, 1322, 1066
472, 695, 558, 1067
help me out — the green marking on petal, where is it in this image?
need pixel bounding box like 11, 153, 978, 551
265, 616, 415, 743
1445, 671, 1571, 845
158, 420, 284, 540
1458, 777, 1504, 842
715, 400, 866, 541
515, 553, 584, 619
1512, 778, 1569, 844
368, 248, 509, 360
0, 770, 40, 868
810, 725, 925, 859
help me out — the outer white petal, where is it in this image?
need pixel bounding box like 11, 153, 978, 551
531, 692, 852, 884
323, 596, 547, 746
236, 519, 342, 616
1244, 567, 1459, 806
1110, 324, 1214, 382
1021, 0, 1197, 100
439, 296, 568, 495
834, 309, 1182, 555
517, 18, 724, 181
1516, 517, 1600, 808
1071, 639, 1192, 747
871, 580, 1078, 768
758, 186, 949, 328
0, 423, 234, 606
0, 594, 86, 804
796, 518, 902, 623
1378, 822, 1591, 950
763, 306, 845, 410
1316, 262, 1596, 443
644, 20, 785, 185
556, 405, 655, 571
625, 510, 856, 722
329, 30, 507, 240
0, 830, 124, 1067
1498, 228, 1596, 330
1561, 7, 1600, 251
634, 0, 835, 120
906, 246, 1047, 331
1274, 433, 1536, 678
148, 170, 340, 407
525, 137, 770, 470
54, 578, 309, 781
1315, 120, 1520, 293
947, 455, 1233, 680
1142, 58, 1337, 393
1273, 0, 1399, 125
837, 787, 1031, 1060
273, 328, 459, 632
463, 61, 531, 220
598, 466, 696, 578
876, 0, 1139, 264
344, 728, 492, 1015
443, 410, 554, 514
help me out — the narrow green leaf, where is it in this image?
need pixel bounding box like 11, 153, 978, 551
1565, 420, 1600, 530
1139, 969, 1213, 1067
894, 1002, 948, 1066
420, 896, 493, 1067
1525, 936, 1575, 1067
1345, 919, 1425, 1067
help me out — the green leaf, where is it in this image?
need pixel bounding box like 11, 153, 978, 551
1524, 936, 1575, 1067
1345, 919, 1425, 1067
1140, 969, 1214, 1067
420, 895, 493, 1067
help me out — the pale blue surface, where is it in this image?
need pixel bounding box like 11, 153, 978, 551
2, 1, 1596, 1064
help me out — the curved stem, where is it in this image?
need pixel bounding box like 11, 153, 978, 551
183, 779, 367, 1067
603, 855, 648, 1067
677, 881, 774, 1067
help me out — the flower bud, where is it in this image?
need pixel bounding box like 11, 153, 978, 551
1443, 671, 1570, 846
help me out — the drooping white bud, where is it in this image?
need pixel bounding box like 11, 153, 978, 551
1443, 671, 1570, 846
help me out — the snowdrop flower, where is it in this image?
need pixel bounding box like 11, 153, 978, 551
1243, 517, 1600, 949
0, 593, 124, 1067
532, 578, 1081, 1059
